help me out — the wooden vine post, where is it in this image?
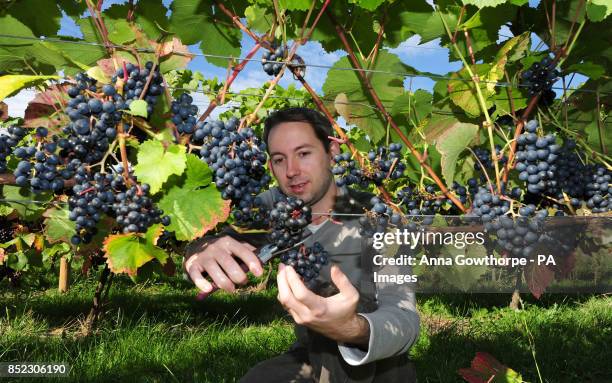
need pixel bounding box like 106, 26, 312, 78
58, 256, 69, 293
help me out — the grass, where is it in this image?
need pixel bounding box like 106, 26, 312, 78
1, 272, 611, 383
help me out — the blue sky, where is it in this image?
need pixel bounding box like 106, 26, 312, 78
4, 0, 588, 117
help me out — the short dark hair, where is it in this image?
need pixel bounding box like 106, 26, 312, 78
263, 107, 333, 153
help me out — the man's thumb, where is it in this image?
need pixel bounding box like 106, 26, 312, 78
330, 264, 356, 294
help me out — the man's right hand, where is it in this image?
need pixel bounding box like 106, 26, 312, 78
184, 236, 264, 293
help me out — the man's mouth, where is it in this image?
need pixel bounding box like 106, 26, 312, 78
289, 181, 308, 193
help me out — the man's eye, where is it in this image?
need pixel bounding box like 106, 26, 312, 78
272, 158, 283, 164
298, 152, 310, 157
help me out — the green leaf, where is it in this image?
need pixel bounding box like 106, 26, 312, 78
391, 89, 433, 124
385, 2, 460, 46
43, 206, 76, 244
448, 64, 495, 117
433, 122, 479, 186
0, 186, 52, 221
6, 0, 61, 37
169, 0, 241, 68
566, 62, 606, 80
103, 228, 169, 276
494, 90, 528, 117
322, 51, 414, 143
0, 75, 59, 102
587, 0, 611, 22
158, 154, 230, 241
462, 0, 507, 8
279, 0, 312, 11
107, 19, 136, 44
245, 5, 273, 33
128, 100, 148, 118
0, 204, 14, 216
6, 251, 29, 271
133, 140, 187, 194
351, 0, 386, 11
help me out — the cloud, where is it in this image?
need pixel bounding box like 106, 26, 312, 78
3, 88, 37, 118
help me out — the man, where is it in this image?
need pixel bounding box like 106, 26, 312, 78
184, 107, 419, 382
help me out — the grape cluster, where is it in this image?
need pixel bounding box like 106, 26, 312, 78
521, 56, 559, 102
110, 174, 170, 234
514, 120, 560, 194
280, 241, 329, 288
192, 118, 271, 225
490, 209, 548, 259
584, 166, 611, 213
61, 72, 120, 164
0, 126, 26, 173
473, 146, 507, 173
268, 197, 311, 249
261, 45, 287, 76
171, 93, 198, 134
69, 168, 114, 244
333, 152, 368, 188
358, 196, 403, 237
113, 61, 163, 116
333, 143, 405, 188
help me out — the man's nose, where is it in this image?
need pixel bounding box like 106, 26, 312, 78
286, 156, 300, 178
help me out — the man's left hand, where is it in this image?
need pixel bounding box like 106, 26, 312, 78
277, 263, 370, 346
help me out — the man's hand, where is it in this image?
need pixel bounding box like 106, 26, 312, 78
184, 236, 263, 293
277, 263, 370, 347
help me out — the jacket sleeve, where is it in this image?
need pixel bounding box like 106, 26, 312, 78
337, 245, 420, 366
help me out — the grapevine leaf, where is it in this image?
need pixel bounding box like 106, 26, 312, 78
385, 2, 460, 46
128, 99, 148, 118
133, 140, 187, 194
0, 75, 59, 102
23, 84, 70, 130
433, 122, 479, 186
458, 352, 523, 383
6, 251, 29, 271
448, 64, 494, 117
0, 186, 52, 221
87, 66, 111, 83
158, 38, 195, 74
391, 90, 433, 124
42, 206, 76, 244
169, 0, 241, 68
245, 5, 273, 32
586, 0, 611, 22
525, 263, 555, 299
103, 231, 169, 276
279, 0, 312, 11
566, 62, 606, 80
462, 0, 507, 8
494, 90, 528, 117
0, 204, 14, 216
352, 0, 386, 11
6, 0, 61, 37
42, 243, 71, 262
158, 154, 230, 241
322, 51, 414, 144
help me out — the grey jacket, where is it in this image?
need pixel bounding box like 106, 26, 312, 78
184, 186, 420, 382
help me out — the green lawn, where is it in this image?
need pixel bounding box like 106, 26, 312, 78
1, 272, 611, 382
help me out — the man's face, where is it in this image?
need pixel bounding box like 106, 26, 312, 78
267, 121, 336, 205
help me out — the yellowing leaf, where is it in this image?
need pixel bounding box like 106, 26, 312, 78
0, 75, 59, 101
133, 140, 187, 194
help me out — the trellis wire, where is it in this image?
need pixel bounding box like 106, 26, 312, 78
0, 33, 609, 95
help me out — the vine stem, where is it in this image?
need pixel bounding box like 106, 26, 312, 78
438, 8, 501, 193
116, 122, 131, 186
328, 10, 466, 212
596, 89, 606, 155
197, 41, 262, 123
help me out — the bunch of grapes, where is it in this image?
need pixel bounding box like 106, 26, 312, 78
261, 45, 287, 76
171, 93, 198, 134
69, 168, 115, 244
0, 126, 26, 173
113, 61, 164, 116
358, 196, 403, 237
268, 197, 311, 249
490, 209, 548, 259
473, 145, 507, 173
521, 56, 559, 105
109, 173, 171, 234
333, 152, 368, 188
280, 241, 329, 288
333, 143, 405, 188
192, 118, 271, 225
583, 166, 611, 213
514, 120, 560, 194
